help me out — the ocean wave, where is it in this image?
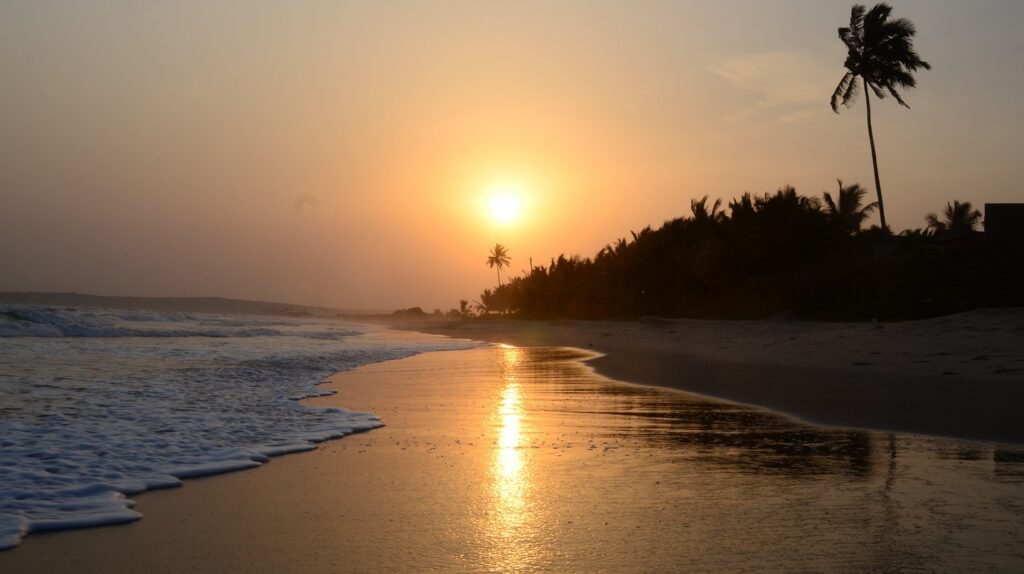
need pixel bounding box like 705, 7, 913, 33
0, 309, 480, 549
0, 305, 359, 340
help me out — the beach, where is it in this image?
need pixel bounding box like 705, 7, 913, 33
4, 0, 1020, 570
380, 309, 1024, 444
3, 343, 1023, 572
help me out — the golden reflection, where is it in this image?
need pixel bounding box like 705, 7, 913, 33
497, 344, 522, 371
496, 382, 524, 495
495, 346, 526, 502
487, 345, 533, 567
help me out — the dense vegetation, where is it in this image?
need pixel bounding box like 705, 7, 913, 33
475, 187, 1022, 321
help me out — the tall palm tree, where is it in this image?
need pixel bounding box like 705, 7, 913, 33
925, 200, 982, 235
823, 179, 878, 235
486, 243, 511, 286
831, 3, 930, 235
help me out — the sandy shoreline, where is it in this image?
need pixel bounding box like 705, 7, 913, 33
374, 310, 1024, 444
3, 345, 1022, 572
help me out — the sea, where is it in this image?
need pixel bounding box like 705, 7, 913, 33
0, 304, 478, 549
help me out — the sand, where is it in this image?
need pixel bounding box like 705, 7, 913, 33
3, 346, 1023, 572
378, 309, 1024, 444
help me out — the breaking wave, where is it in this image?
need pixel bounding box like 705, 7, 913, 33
0, 305, 478, 549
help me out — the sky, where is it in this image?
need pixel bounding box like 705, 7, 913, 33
1, 1, 1021, 311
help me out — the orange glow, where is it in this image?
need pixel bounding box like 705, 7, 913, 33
5, 3, 1008, 312
486, 184, 524, 224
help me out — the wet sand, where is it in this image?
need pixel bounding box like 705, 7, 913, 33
380, 310, 1024, 444
3, 346, 1023, 572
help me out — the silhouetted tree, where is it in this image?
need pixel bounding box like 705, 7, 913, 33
726, 193, 759, 238
898, 227, 933, 239
757, 185, 822, 214
473, 294, 491, 316
831, 3, 930, 234
486, 243, 511, 286
476, 184, 1020, 321
691, 195, 725, 225
823, 179, 878, 235
926, 200, 983, 235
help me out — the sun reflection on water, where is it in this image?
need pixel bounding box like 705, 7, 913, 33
496, 382, 524, 496
487, 345, 534, 569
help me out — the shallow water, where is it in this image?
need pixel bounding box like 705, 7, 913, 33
459, 346, 1024, 572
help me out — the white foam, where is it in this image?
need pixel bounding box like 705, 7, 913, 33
0, 306, 479, 549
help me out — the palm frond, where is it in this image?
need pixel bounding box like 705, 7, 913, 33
832, 72, 861, 111
831, 72, 856, 112
842, 74, 861, 107
838, 23, 861, 52
886, 85, 908, 107
868, 81, 886, 100
823, 191, 838, 214
848, 4, 866, 36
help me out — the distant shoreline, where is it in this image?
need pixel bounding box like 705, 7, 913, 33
0, 291, 382, 318
369, 312, 1024, 445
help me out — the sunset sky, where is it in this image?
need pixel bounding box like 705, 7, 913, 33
2, 1, 1021, 310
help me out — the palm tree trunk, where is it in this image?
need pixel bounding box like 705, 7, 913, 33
496, 268, 501, 287
864, 79, 888, 235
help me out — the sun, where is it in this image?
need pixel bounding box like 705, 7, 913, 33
487, 185, 523, 224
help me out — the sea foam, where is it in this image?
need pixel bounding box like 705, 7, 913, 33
0, 305, 477, 549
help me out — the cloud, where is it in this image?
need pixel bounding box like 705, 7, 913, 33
293, 192, 320, 212
711, 52, 836, 122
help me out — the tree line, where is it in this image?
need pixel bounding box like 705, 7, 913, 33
473, 189, 1021, 321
